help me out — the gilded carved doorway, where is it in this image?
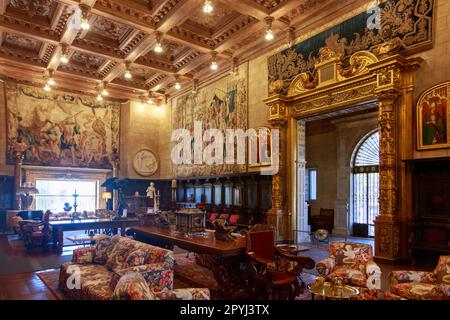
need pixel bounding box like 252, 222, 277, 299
265, 48, 422, 262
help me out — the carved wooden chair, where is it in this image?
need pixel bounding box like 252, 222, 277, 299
241, 224, 315, 300
22, 210, 53, 252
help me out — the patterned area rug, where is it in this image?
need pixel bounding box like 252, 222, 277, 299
36, 269, 64, 300
36, 253, 318, 300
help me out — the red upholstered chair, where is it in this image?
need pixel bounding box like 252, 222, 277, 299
228, 214, 239, 225
208, 213, 219, 222
241, 224, 315, 300
22, 210, 53, 252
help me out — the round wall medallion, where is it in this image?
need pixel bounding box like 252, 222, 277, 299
133, 149, 158, 176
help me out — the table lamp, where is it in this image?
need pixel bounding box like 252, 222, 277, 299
103, 192, 112, 208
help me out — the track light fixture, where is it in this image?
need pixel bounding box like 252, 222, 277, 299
264, 17, 274, 41
203, 0, 213, 14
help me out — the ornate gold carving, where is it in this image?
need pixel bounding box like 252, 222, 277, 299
288, 50, 378, 96
9, 0, 54, 18
268, 0, 434, 95
337, 51, 379, 80
378, 227, 390, 254
378, 93, 398, 216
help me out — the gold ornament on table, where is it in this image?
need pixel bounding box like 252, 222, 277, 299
311, 276, 325, 290
330, 277, 344, 298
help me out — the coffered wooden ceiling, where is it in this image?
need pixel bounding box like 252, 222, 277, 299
0, 0, 369, 101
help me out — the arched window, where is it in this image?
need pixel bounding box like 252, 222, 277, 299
352, 130, 379, 237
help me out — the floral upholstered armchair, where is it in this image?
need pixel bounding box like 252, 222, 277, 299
316, 242, 381, 289
387, 256, 450, 300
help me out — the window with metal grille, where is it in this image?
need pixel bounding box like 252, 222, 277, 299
352, 131, 379, 237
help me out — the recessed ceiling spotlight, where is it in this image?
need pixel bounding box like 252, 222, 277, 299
174, 82, 181, 90
203, 0, 213, 14
96, 94, 103, 101
44, 84, 51, 92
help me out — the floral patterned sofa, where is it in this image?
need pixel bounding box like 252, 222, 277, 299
59, 235, 209, 300
387, 256, 450, 300
316, 242, 381, 289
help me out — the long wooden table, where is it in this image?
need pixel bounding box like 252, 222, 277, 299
130, 226, 246, 257
129, 226, 248, 298
50, 218, 139, 252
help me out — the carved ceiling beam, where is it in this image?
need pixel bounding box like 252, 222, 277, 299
0, 57, 142, 100
155, 0, 204, 33
0, 31, 3, 46
50, 2, 67, 30
0, 18, 60, 44
219, 0, 268, 20
0, 0, 9, 15
47, 7, 84, 70
57, 0, 155, 33
176, 53, 211, 75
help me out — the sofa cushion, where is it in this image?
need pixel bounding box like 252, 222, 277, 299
435, 256, 450, 284
59, 263, 113, 300
105, 240, 136, 272
390, 282, 447, 300
326, 266, 367, 287
93, 237, 115, 264
330, 242, 372, 267
123, 249, 148, 269
110, 272, 156, 300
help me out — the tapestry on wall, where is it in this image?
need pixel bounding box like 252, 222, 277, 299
6, 82, 120, 169
268, 0, 434, 95
171, 63, 248, 178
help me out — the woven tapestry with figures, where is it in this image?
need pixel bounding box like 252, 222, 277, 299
171, 62, 248, 178
268, 0, 434, 95
5, 82, 120, 169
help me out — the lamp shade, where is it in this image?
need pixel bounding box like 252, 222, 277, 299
102, 192, 112, 200
171, 179, 177, 188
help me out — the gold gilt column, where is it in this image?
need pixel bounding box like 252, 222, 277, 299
374, 90, 400, 261
369, 54, 422, 262
264, 96, 291, 242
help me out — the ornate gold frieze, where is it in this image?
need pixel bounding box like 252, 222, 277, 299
268, 0, 434, 95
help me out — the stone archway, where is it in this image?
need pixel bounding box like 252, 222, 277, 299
264, 48, 423, 262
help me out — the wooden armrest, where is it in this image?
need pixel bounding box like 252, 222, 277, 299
247, 252, 274, 265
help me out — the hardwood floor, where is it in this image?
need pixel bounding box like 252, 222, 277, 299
0, 272, 56, 300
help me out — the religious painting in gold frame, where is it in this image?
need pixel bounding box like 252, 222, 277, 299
417, 81, 450, 150
248, 127, 272, 167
